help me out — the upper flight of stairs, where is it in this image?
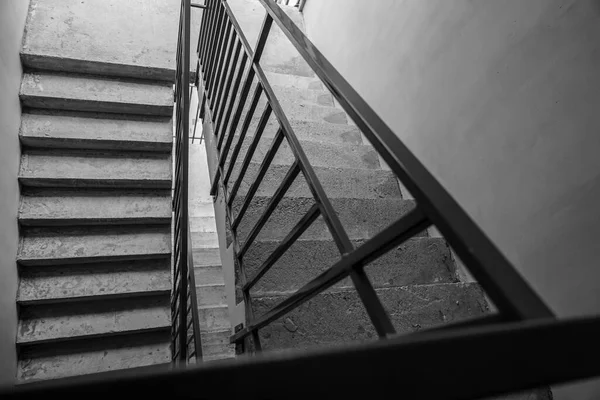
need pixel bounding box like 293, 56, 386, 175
16, 59, 174, 382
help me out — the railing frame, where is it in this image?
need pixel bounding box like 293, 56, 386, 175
171, 0, 203, 365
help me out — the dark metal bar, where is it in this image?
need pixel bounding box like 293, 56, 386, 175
205, 10, 228, 99
209, 21, 233, 102
214, 42, 243, 136
231, 129, 285, 231
214, 40, 241, 125
257, 0, 553, 321
196, 0, 212, 55
238, 161, 300, 258
232, 208, 430, 343
191, 3, 207, 8
203, 3, 224, 82
227, 104, 272, 206
349, 268, 396, 337
243, 203, 320, 291
212, 77, 260, 197
199, 0, 218, 69
186, 225, 203, 361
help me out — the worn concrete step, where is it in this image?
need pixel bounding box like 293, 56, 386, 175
19, 189, 172, 226
192, 248, 222, 267
196, 284, 226, 307
228, 136, 380, 184
237, 164, 401, 200
194, 266, 224, 286
17, 258, 171, 305
233, 196, 420, 244
20, 72, 173, 116
21, 53, 176, 83
17, 331, 170, 382
190, 216, 217, 233
17, 296, 169, 345
265, 71, 325, 91
201, 329, 235, 360
20, 111, 173, 152
19, 149, 172, 189
18, 225, 171, 266
244, 101, 348, 125
244, 237, 457, 296
272, 85, 334, 107
191, 232, 219, 248
198, 305, 230, 332
254, 283, 489, 351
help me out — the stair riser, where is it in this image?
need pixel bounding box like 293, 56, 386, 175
236, 164, 401, 200
253, 283, 488, 351
244, 238, 457, 296
20, 136, 172, 153
198, 307, 230, 332
194, 266, 225, 286
21, 96, 173, 117
17, 259, 171, 304
196, 285, 226, 307
232, 197, 421, 243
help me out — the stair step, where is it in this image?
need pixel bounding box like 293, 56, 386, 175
201, 329, 235, 359
198, 305, 230, 332
190, 216, 218, 233
244, 101, 347, 125
20, 72, 173, 116
18, 226, 171, 266
271, 85, 334, 107
19, 150, 172, 189
237, 164, 401, 200
192, 248, 222, 267
17, 331, 170, 382
21, 53, 175, 82
191, 232, 219, 248
245, 237, 457, 296
20, 111, 173, 152
254, 283, 488, 351
196, 284, 226, 307
233, 196, 421, 243
228, 137, 380, 185
17, 258, 171, 304
19, 189, 172, 226
17, 296, 169, 345
194, 265, 225, 286
265, 71, 324, 91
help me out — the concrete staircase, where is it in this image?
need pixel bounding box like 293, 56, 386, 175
15, 63, 174, 381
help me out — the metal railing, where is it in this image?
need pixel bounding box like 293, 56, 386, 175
196, 0, 555, 352
171, 0, 202, 365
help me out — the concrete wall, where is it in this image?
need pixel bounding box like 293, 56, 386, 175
0, 0, 30, 387
301, 0, 600, 398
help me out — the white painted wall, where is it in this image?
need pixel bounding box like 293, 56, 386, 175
0, 0, 30, 387
301, 0, 600, 398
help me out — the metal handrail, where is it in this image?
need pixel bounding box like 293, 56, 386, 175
195, 0, 554, 352
171, 0, 202, 365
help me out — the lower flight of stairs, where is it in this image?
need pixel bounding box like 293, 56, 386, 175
16, 62, 175, 382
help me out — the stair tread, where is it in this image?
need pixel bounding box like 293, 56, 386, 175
18, 332, 170, 382
19, 150, 172, 188
237, 163, 401, 199
19, 189, 172, 226
17, 297, 170, 344
20, 110, 173, 152
18, 226, 171, 266
17, 259, 171, 304
192, 248, 222, 267
245, 237, 457, 295
234, 196, 420, 243
20, 72, 173, 116
194, 265, 225, 286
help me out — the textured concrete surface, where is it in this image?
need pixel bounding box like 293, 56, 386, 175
20, 73, 174, 116
201, 329, 235, 360
233, 196, 419, 243
17, 331, 170, 382
0, 0, 30, 385
22, 0, 201, 81
17, 259, 170, 304
192, 248, 222, 267
237, 164, 401, 200
265, 71, 324, 90
253, 283, 488, 350
198, 305, 230, 332
192, 231, 220, 248
17, 297, 169, 344
244, 237, 457, 296
194, 266, 225, 286
19, 189, 171, 226
19, 150, 172, 188
18, 226, 171, 266
20, 111, 173, 152
227, 137, 381, 186
271, 85, 334, 107
197, 284, 227, 307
